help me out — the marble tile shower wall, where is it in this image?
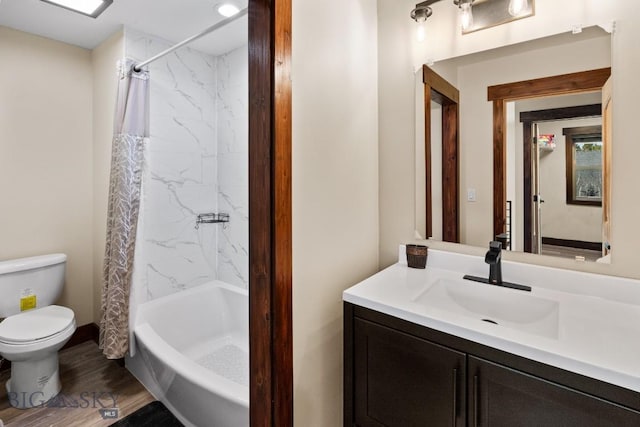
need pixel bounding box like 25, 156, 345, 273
125, 29, 248, 303
216, 46, 248, 289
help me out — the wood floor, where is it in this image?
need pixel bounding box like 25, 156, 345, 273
0, 341, 155, 427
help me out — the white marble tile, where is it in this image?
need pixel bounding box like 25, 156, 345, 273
127, 29, 220, 302
149, 116, 216, 155
217, 214, 249, 288
127, 30, 248, 301
218, 152, 248, 189
216, 45, 249, 290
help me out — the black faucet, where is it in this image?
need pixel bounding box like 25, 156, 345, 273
485, 241, 503, 285
464, 241, 531, 292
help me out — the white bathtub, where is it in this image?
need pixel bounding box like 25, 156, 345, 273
126, 281, 248, 427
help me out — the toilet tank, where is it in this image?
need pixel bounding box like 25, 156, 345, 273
0, 254, 67, 318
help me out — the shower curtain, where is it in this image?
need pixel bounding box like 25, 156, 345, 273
100, 60, 149, 359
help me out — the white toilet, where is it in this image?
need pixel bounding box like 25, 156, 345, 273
0, 254, 76, 409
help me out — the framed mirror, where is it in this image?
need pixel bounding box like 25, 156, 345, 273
414, 26, 612, 262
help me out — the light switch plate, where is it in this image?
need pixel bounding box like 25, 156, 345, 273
467, 189, 477, 202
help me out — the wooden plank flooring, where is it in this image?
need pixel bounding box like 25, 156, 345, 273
0, 341, 155, 427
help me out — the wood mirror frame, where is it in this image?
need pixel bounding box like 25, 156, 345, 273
423, 65, 460, 242
487, 67, 611, 243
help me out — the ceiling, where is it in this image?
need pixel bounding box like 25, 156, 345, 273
0, 0, 248, 56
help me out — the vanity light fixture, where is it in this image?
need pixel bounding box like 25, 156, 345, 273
40, 0, 113, 18
411, 0, 534, 36
508, 0, 530, 17
410, 5, 432, 42
455, 0, 475, 32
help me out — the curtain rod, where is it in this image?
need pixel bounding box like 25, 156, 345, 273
133, 8, 248, 72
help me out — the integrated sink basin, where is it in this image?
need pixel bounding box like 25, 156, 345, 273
413, 278, 559, 339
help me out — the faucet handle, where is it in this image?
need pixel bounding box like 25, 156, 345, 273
485, 241, 502, 265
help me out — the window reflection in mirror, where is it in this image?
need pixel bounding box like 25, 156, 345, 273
564, 126, 603, 206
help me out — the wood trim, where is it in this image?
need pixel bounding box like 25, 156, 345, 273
442, 103, 459, 242
63, 322, 99, 350
492, 68, 611, 249
425, 84, 433, 239
541, 237, 602, 252
423, 65, 460, 104
520, 104, 602, 123
562, 125, 602, 137
273, 0, 293, 424
423, 65, 460, 242
523, 121, 533, 253
488, 68, 611, 101
249, 0, 293, 425
0, 323, 100, 373
602, 77, 612, 255
493, 99, 507, 240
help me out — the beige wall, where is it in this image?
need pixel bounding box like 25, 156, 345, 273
91, 30, 124, 323
292, 0, 379, 425
0, 26, 94, 325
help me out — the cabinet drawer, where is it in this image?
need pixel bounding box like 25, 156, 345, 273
469, 356, 640, 427
353, 318, 466, 427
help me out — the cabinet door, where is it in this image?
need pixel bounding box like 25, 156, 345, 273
353, 318, 465, 427
469, 356, 640, 427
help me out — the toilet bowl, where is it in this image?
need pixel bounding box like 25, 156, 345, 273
0, 254, 76, 409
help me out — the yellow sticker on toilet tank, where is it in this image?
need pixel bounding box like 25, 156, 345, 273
20, 295, 37, 311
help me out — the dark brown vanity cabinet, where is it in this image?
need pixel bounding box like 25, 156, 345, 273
352, 318, 466, 426
344, 303, 640, 427
469, 357, 640, 427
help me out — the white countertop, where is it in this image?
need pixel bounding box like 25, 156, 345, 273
343, 247, 640, 393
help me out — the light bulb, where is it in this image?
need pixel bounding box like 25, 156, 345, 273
460, 2, 473, 31
217, 3, 240, 17
508, 0, 529, 17
416, 18, 427, 42
411, 6, 431, 43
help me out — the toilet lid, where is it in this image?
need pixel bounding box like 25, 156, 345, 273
0, 305, 75, 343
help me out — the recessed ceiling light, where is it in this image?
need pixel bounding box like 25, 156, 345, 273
40, 0, 113, 18
217, 3, 241, 18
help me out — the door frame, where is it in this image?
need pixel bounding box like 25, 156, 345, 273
488, 67, 611, 242
249, 0, 293, 425
423, 65, 460, 242
519, 104, 602, 253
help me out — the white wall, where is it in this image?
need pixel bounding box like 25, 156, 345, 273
92, 30, 124, 323
292, 0, 379, 425
0, 26, 95, 325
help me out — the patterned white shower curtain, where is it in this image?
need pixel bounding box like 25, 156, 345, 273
100, 60, 149, 359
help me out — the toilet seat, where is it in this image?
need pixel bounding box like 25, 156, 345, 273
0, 305, 75, 344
